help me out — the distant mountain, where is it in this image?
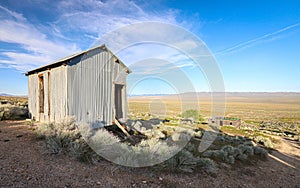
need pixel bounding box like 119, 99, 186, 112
0, 93, 27, 97
128, 94, 169, 97
0, 93, 13, 96
129, 92, 300, 99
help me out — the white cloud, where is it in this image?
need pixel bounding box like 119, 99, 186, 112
55, 0, 179, 38
1, 52, 51, 72
0, 5, 26, 21
0, 0, 185, 72
0, 5, 80, 71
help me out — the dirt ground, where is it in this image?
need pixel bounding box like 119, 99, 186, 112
0, 120, 299, 187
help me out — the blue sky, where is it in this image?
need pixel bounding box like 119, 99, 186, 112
0, 0, 300, 95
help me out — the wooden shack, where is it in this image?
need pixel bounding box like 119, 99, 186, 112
208, 116, 241, 127
26, 44, 131, 126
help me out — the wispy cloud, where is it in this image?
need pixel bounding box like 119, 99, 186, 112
0, 5, 80, 72
0, 0, 183, 72
216, 23, 300, 55
55, 0, 179, 38
0, 5, 26, 21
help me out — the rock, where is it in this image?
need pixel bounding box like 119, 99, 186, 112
10, 107, 29, 120
193, 131, 202, 138
16, 134, 23, 138
132, 121, 142, 132
148, 118, 163, 125
171, 132, 181, 142
152, 130, 166, 139
181, 118, 194, 124
140, 127, 147, 133
0, 106, 28, 120
0, 100, 14, 106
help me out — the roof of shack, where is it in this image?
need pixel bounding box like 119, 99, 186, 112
25, 44, 131, 76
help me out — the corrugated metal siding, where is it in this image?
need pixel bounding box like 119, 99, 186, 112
67, 48, 128, 126
49, 66, 67, 122
28, 74, 38, 120
28, 67, 67, 122
28, 71, 49, 122
28, 47, 128, 124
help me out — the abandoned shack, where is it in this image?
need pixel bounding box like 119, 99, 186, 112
26, 44, 131, 126
208, 116, 241, 127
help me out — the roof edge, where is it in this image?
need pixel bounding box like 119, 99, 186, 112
25, 44, 131, 76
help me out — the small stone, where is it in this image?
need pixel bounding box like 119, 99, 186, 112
142, 180, 147, 184
158, 177, 163, 181
96, 181, 101, 185
16, 134, 23, 138
4, 139, 9, 142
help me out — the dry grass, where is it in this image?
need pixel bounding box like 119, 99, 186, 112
128, 93, 300, 123
3, 94, 299, 124
0, 96, 28, 104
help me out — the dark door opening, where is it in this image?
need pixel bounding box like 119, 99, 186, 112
114, 84, 124, 119
38, 74, 44, 113
47, 72, 50, 117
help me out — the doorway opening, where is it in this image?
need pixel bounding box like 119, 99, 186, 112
114, 84, 124, 119
47, 72, 50, 117
38, 74, 44, 114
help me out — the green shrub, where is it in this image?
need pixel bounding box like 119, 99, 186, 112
202, 143, 268, 164
181, 109, 204, 122
161, 149, 200, 173
197, 157, 218, 174
236, 153, 248, 161
253, 146, 268, 158
36, 120, 101, 164
238, 144, 254, 156
35, 123, 55, 139
43, 135, 65, 154
68, 140, 100, 164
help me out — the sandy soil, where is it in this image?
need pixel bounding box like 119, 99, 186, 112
0, 120, 299, 187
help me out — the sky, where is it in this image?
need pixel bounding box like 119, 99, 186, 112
0, 0, 300, 95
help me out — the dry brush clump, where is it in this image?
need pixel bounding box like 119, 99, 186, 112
35, 120, 100, 163
202, 141, 268, 164
158, 148, 218, 174
34, 118, 269, 174
35, 120, 219, 173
